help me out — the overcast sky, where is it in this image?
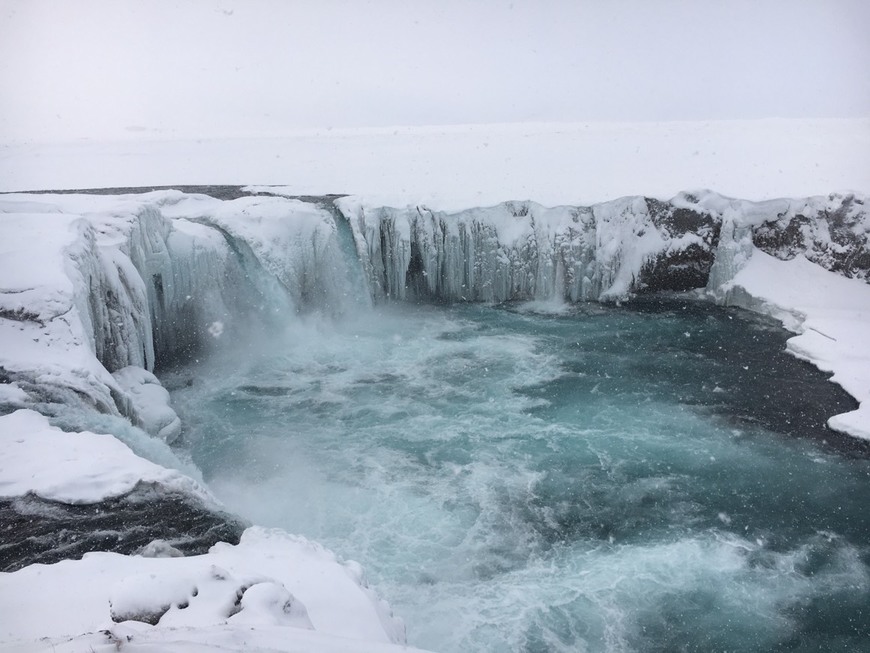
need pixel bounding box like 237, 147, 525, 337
1, 0, 868, 142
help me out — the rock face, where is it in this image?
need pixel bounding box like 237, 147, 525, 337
637, 197, 721, 292
751, 193, 870, 282
338, 191, 869, 305
0, 487, 246, 572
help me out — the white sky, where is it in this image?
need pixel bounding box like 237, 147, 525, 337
1, 0, 869, 142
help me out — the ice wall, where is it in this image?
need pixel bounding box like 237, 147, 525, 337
338, 190, 868, 304
0, 191, 362, 431
1, 188, 866, 430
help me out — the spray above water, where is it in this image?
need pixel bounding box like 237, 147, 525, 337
167, 297, 870, 653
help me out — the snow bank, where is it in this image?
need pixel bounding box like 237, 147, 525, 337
0, 206, 124, 414
710, 250, 870, 440
0, 527, 421, 652
0, 410, 416, 650
2, 626, 426, 653
0, 409, 209, 504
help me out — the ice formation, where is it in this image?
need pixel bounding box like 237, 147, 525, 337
0, 187, 868, 651
1, 187, 868, 448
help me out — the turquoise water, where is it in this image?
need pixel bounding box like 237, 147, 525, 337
167, 298, 870, 652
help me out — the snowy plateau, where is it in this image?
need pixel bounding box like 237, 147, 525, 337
1, 180, 870, 652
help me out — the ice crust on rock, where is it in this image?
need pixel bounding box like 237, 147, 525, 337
112, 366, 181, 442
336, 190, 868, 305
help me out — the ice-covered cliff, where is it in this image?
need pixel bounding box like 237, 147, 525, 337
338, 191, 868, 304
1, 188, 868, 430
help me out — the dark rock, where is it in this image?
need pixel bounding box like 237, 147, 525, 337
638, 198, 721, 292
0, 484, 247, 572
753, 193, 870, 282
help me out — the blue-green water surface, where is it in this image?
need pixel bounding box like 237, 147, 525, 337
167, 297, 870, 653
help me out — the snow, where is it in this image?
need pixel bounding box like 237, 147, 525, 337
0, 210, 78, 319
711, 249, 870, 440
2, 626, 427, 653
0, 527, 423, 652
2, 118, 868, 209
0, 409, 209, 504
112, 366, 182, 443
0, 382, 29, 405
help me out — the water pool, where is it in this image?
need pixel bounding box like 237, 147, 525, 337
167, 297, 870, 652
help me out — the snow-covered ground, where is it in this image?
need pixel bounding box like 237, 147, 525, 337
2, 118, 868, 208
0, 522, 420, 653
0, 409, 206, 503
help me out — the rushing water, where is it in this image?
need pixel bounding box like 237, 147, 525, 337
166, 297, 870, 653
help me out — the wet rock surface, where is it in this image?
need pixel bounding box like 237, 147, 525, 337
0, 485, 247, 572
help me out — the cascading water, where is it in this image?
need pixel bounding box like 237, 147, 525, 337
166, 297, 870, 653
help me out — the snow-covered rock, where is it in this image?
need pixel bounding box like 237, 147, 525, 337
0, 409, 246, 572
708, 249, 870, 441
0, 410, 208, 504
751, 193, 869, 282
112, 366, 181, 443
0, 527, 418, 651
336, 190, 867, 304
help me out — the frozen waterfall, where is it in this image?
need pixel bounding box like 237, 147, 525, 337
0, 187, 867, 435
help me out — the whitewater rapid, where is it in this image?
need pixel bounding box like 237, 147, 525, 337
166, 299, 870, 653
